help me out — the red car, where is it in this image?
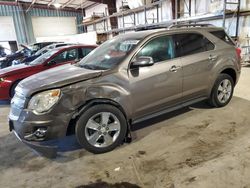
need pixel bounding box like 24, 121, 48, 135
0, 44, 96, 100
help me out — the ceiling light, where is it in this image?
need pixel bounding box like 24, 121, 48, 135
54, 3, 61, 8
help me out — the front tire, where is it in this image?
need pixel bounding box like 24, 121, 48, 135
75, 104, 127, 154
209, 74, 234, 107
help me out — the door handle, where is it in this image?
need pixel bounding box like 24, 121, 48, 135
169, 65, 181, 72
208, 54, 218, 61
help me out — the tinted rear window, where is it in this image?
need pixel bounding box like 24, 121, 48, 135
210, 30, 235, 46
174, 33, 215, 57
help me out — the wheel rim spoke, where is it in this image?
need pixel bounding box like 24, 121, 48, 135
223, 79, 229, 88
101, 112, 110, 125
86, 119, 100, 131
88, 132, 101, 146
218, 92, 224, 101
108, 122, 120, 132
227, 85, 232, 93
103, 134, 113, 146
218, 85, 223, 92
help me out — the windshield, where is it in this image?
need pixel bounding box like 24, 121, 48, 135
35, 46, 52, 56
29, 49, 59, 65
78, 37, 141, 70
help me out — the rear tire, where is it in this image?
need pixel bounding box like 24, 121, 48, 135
208, 74, 234, 107
75, 104, 127, 154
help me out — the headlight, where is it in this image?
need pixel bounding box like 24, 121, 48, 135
0, 78, 5, 82
28, 89, 61, 113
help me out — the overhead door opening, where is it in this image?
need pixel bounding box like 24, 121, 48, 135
32, 16, 77, 41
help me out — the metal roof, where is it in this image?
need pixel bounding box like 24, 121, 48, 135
16, 0, 97, 10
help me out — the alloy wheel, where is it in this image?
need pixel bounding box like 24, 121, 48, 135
217, 79, 232, 104
84, 112, 121, 148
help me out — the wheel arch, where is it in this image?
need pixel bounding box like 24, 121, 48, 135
9, 79, 22, 98
79, 98, 128, 119
66, 98, 130, 136
220, 68, 237, 84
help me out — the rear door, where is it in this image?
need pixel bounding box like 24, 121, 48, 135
173, 33, 215, 101
129, 34, 183, 119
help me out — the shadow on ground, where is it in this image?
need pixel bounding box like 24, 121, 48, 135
0, 97, 245, 169
0, 100, 210, 165
76, 181, 141, 188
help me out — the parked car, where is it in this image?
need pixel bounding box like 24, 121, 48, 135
28, 42, 58, 52
12, 43, 75, 66
0, 44, 96, 100
0, 42, 56, 69
9, 25, 241, 156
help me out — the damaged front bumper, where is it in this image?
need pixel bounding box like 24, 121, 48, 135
8, 97, 74, 158
9, 121, 58, 158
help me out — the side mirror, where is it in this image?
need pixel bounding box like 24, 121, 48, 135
47, 60, 56, 66
131, 56, 154, 68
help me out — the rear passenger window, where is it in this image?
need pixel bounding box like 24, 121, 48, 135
82, 48, 94, 56
210, 30, 235, 46
174, 33, 215, 57
136, 35, 175, 63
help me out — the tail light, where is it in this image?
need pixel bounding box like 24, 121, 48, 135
236, 47, 241, 59
236, 47, 242, 69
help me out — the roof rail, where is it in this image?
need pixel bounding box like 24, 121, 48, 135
135, 25, 166, 31
168, 23, 215, 29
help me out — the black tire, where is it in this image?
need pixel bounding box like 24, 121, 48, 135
10, 81, 20, 98
208, 73, 234, 108
75, 104, 127, 154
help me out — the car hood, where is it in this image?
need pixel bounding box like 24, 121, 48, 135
0, 64, 33, 77
17, 64, 103, 97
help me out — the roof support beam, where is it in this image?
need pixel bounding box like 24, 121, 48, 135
87, 0, 112, 4
106, 0, 117, 32
26, 0, 36, 12
75, 1, 89, 9
62, 0, 76, 8
48, 0, 56, 6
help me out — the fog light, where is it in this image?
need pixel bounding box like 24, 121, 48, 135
34, 128, 47, 138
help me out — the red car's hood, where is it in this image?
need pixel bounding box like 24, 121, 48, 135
16, 64, 102, 97
0, 64, 36, 77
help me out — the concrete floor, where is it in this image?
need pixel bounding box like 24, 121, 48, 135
0, 66, 250, 188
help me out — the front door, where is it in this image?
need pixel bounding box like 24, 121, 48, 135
129, 35, 183, 119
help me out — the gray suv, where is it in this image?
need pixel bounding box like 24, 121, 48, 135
9, 25, 241, 156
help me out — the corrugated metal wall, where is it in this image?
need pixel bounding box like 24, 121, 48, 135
0, 4, 28, 44
0, 4, 84, 44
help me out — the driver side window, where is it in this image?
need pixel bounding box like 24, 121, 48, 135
51, 48, 78, 64
136, 35, 175, 63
